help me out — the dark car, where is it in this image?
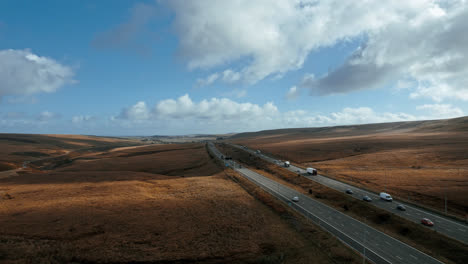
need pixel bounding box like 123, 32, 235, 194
421, 218, 434, 226
345, 189, 353, 194
396, 204, 406, 211
363, 195, 372, 202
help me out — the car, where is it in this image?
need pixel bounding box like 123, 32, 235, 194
363, 195, 372, 202
421, 218, 434, 226
396, 204, 406, 211
345, 189, 353, 194
292, 196, 299, 202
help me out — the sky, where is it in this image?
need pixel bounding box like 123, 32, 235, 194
0, 0, 467, 136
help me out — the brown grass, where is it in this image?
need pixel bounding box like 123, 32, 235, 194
0, 134, 142, 171
231, 129, 468, 218
0, 140, 355, 263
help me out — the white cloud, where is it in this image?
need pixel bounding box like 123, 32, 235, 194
169, 1, 441, 83
286, 86, 300, 100
0, 49, 75, 98
37, 111, 60, 122
302, 1, 468, 101
167, 1, 468, 101
118, 101, 150, 120
72, 115, 97, 124
416, 104, 464, 118
222, 69, 241, 83
195, 73, 219, 87
114, 94, 444, 133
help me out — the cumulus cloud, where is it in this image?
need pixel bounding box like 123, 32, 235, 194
303, 1, 468, 100
416, 104, 464, 118
169, 1, 434, 83
166, 1, 468, 100
0, 49, 75, 99
113, 94, 463, 134
118, 101, 150, 120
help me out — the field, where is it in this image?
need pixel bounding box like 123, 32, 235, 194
0, 135, 352, 263
230, 117, 468, 218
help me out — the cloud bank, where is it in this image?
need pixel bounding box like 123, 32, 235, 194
114, 94, 463, 134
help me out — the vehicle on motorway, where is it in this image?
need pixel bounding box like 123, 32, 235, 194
292, 196, 299, 202
380, 192, 393, 201
345, 189, 353, 194
306, 167, 317, 175
396, 204, 406, 211
363, 195, 372, 202
421, 218, 434, 226
224, 156, 232, 160
284, 161, 290, 167
256, 150, 261, 154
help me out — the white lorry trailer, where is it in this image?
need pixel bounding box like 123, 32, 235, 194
284, 161, 290, 167
306, 167, 317, 175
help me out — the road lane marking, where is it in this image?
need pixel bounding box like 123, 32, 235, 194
396, 256, 402, 260
410, 254, 418, 259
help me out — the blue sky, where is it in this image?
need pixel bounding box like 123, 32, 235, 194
0, 0, 467, 135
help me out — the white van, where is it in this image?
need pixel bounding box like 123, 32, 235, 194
284, 161, 290, 167
380, 192, 393, 201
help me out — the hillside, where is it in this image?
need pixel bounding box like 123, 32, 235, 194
229, 116, 468, 217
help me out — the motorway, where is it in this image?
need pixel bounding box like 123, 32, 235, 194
230, 144, 468, 244
208, 143, 444, 264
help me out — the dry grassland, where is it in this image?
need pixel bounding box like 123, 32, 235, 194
232, 123, 468, 218
0, 137, 351, 263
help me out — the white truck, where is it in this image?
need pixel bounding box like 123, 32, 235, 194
284, 161, 290, 167
306, 167, 317, 175
380, 192, 393, 201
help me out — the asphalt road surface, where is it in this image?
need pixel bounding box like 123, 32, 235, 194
230, 144, 468, 245
208, 143, 444, 264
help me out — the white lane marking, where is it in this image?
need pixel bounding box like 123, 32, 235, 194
385, 241, 391, 246
459, 228, 466, 232
410, 254, 418, 260
396, 256, 402, 260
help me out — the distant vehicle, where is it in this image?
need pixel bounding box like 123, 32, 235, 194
296, 169, 301, 173
363, 195, 372, 202
346, 189, 353, 194
421, 218, 434, 226
292, 196, 299, 202
224, 156, 232, 160
306, 167, 317, 175
256, 150, 261, 154
284, 161, 290, 167
396, 204, 406, 211
380, 192, 393, 201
